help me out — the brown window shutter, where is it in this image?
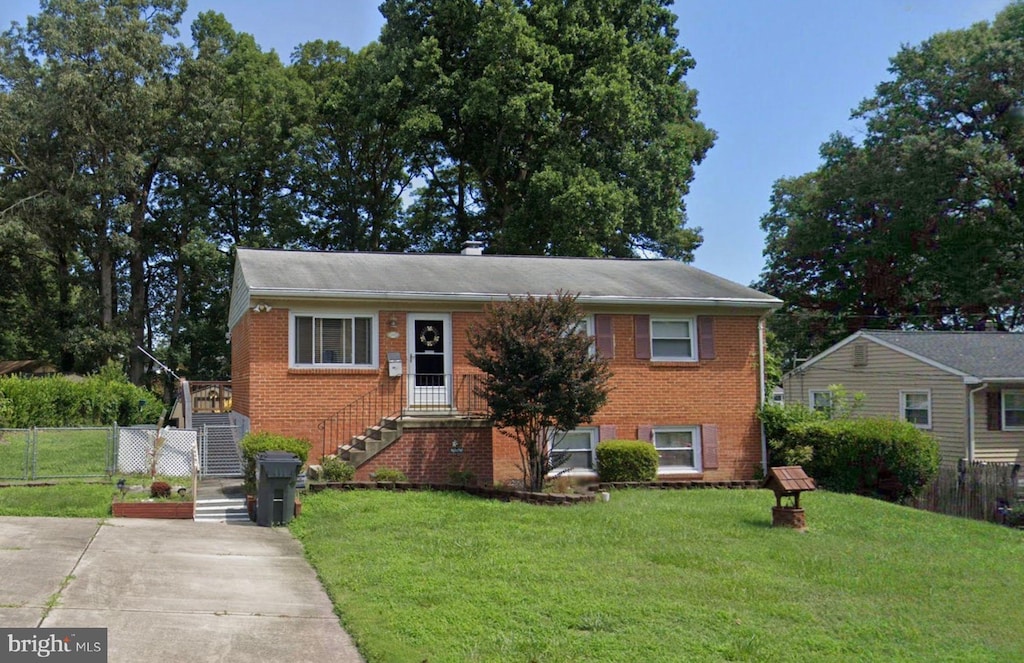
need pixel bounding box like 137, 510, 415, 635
594, 314, 614, 358
987, 390, 1002, 431
637, 425, 653, 442
697, 316, 716, 360
634, 315, 651, 359
599, 425, 617, 442
701, 424, 719, 470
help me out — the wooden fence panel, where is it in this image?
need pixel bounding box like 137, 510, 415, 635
913, 460, 1020, 523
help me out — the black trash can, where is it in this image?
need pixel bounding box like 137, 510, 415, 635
256, 451, 302, 527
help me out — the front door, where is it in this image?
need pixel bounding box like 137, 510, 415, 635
408, 313, 452, 408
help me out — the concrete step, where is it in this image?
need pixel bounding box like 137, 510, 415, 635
194, 499, 250, 523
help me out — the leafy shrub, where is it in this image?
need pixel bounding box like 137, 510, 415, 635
371, 467, 408, 482
759, 402, 825, 466
0, 371, 162, 428
596, 440, 659, 482
766, 411, 940, 502
240, 431, 313, 492
321, 456, 355, 482
150, 481, 171, 498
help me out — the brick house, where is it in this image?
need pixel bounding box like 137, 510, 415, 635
228, 246, 781, 485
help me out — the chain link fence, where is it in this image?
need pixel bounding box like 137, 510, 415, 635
0, 427, 115, 480
0, 426, 199, 480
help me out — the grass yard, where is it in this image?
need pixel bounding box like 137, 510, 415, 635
291, 489, 1024, 663
0, 482, 114, 517
0, 474, 190, 517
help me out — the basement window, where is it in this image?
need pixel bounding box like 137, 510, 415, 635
653, 427, 701, 473
292, 314, 375, 367
549, 428, 598, 474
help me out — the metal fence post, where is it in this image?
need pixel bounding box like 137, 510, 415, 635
21, 428, 30, 481
29, 427, 37, 480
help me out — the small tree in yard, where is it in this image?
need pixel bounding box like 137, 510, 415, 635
467, 292, 611, 491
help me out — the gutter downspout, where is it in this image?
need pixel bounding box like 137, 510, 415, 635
757, 314, 769, 476
967, 382, 987, 463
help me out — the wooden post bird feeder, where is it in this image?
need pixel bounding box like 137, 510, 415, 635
763, 466, 816, 530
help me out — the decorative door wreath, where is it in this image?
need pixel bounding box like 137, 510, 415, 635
419, 325, 440, 348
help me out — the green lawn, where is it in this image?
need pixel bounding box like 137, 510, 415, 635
0, 474, 191, 517
0, 482, 114, 517
290, 489, 1024, 663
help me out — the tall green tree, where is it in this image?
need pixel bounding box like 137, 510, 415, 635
380, 0, 714, 258
466, 292, 611, 491
0, 0, 188, 380
759, 2, 1024, 362
292, 40, 411, 251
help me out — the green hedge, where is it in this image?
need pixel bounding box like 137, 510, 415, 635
240, 431, 313, 492
0, 374, 163, 428
761, 405, 940, 502
596, 440, 659, 482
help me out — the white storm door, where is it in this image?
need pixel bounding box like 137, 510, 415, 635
408, 313, 452, 407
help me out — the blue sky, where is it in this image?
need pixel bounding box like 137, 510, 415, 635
2, 0, 1007, 286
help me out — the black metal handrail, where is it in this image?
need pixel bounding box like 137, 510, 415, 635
316, 373, 490, 459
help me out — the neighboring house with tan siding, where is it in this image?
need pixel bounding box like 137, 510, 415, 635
228, 246, 781, 485
782, 330, 1024, 466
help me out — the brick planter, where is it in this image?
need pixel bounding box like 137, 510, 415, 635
111, 501, 194, 519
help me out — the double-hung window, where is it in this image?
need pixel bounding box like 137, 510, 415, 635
650, 318, 696, 361
1003, 390, 1024, 429
809, 390, 832, 413
293, 314, 374, 366
900, 390, 931, 429
549, 428, 597, 473
653, 427, 701, 473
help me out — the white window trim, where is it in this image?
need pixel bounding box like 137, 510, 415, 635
569, 315, 594, 357
547, 427, 598, 477
653, 425, 702, 475
289, 310, 379, 369
808, 390, 832, 412
1002, 389, 1024, 431
650, 316, 698, 362
899, 389, 932, 430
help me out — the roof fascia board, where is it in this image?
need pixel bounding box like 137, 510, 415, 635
971, 377, 1024, 383
245, 288, 782, 309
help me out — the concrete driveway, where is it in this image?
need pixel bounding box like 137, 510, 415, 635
0, 517, 363, 662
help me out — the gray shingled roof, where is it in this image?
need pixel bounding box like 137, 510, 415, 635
234, 248, 780, 306
866, 330, 1024, 379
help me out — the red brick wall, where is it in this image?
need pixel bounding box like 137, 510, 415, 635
230, 313, 251, 418
354, 426, 494, 484
231, 305, 764, 482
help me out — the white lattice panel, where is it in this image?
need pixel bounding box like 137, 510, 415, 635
117, 427, 197, 476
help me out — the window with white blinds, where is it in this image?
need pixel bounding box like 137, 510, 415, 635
293, 315, 374, 366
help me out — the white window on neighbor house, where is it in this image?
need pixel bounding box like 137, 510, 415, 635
653, 427, 701, 473
292, 313, 376, 367
650, 318, 697, 361
900, 390, 931, 429
809, 390, 832, 413
549, 428, 598, 473
1003, 390, 1024, 430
